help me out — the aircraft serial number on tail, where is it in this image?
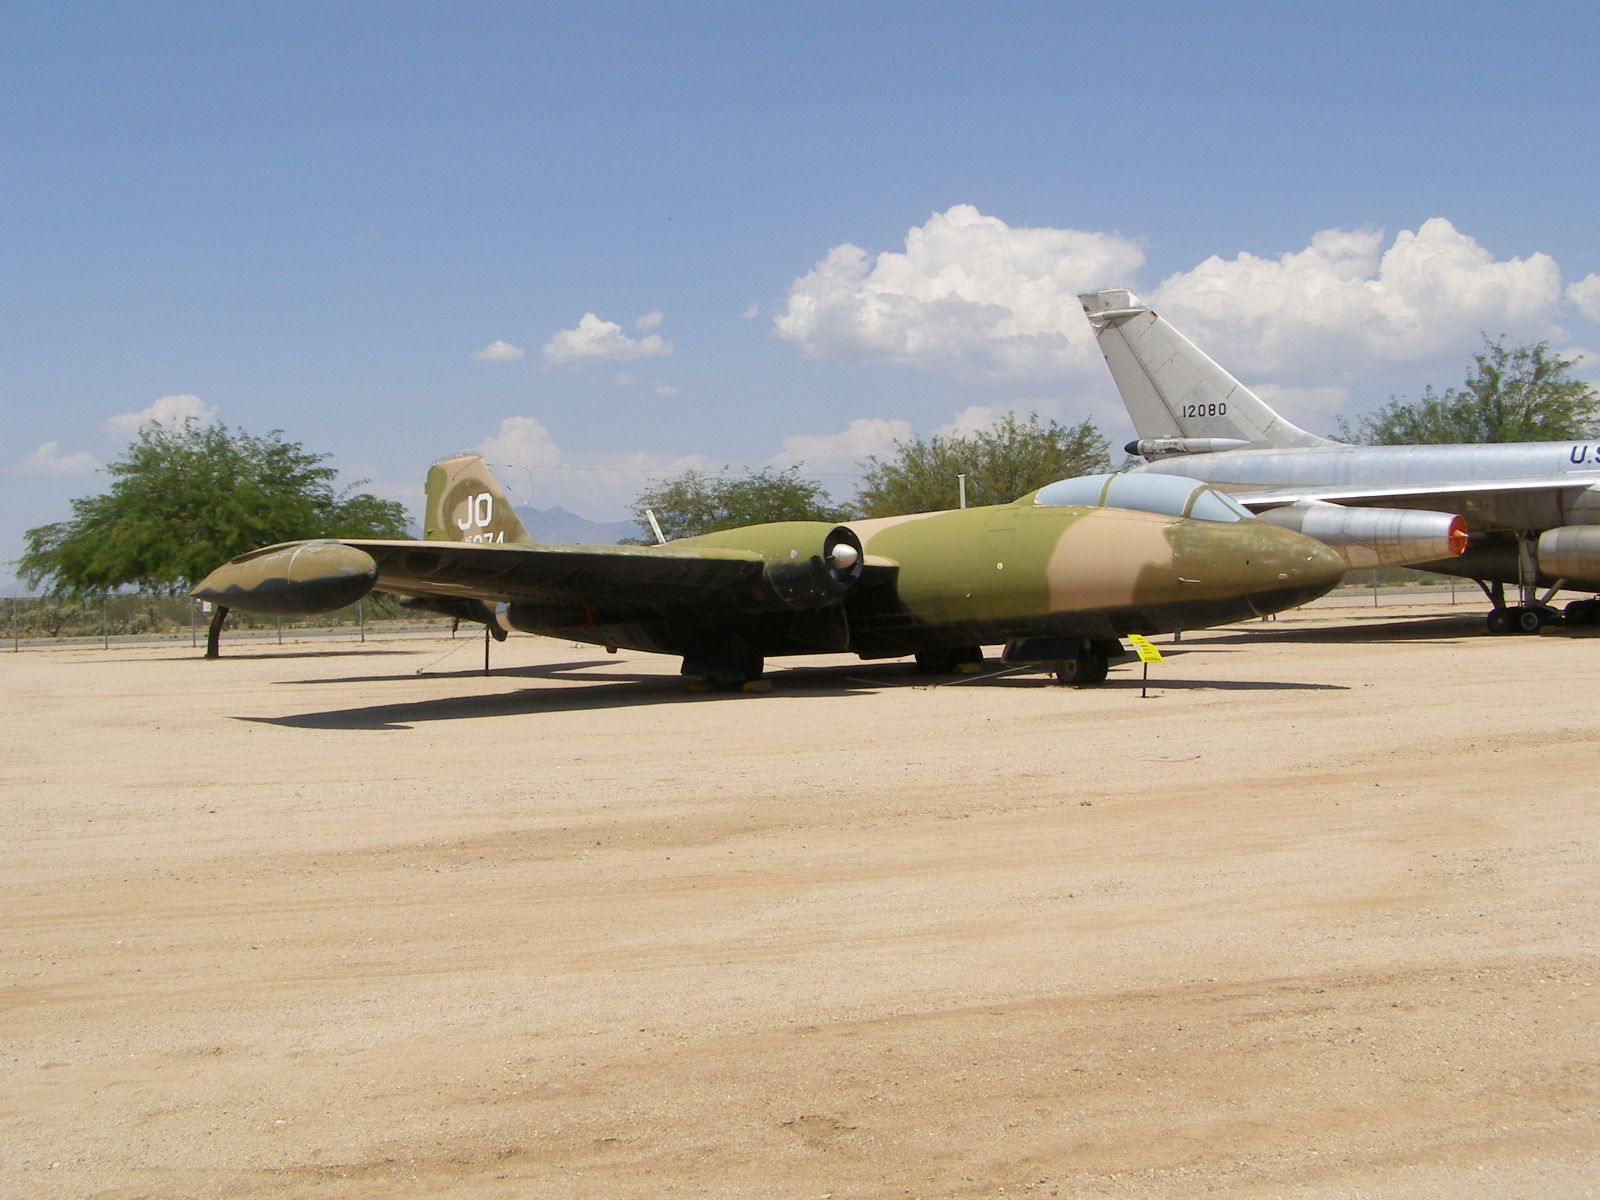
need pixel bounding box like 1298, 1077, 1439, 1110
1181, 402, 1227, 419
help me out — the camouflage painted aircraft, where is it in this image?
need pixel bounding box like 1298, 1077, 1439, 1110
191, 453, 1344, 685
1081, 288, 1599, 634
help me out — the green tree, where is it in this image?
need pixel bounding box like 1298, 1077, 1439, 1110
855, 412, 1109, 517
630, 466, 847, 541
1336, 336, 1600, 444
19, 422, 411, 595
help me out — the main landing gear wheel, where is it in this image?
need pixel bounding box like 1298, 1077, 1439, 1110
915, 646, 984, 674
682, 633, 764, 687
1053, 645, 1109, 686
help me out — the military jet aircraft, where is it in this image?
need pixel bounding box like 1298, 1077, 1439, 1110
192, 453, 1343, 685
1080, 288, 1600, 634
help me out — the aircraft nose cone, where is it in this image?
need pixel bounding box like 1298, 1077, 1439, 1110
1249, 527, 1346, 612
1301, 539, 1348, 588
1165, 520, 1345, 621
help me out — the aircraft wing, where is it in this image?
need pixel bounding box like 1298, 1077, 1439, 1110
354, 538, 770, 606
192, 536, 899, 619
1232, 475, 1595, 522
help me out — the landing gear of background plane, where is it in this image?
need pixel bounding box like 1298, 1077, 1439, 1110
1564, 598, 1600, 626
1479, 573, 1562, 635
1485, 604, 1559, 635
914, 646, 984, 674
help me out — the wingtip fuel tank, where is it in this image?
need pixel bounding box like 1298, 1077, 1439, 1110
191, 541, 378, 615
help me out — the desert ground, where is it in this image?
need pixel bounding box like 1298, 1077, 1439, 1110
3, 602, 1597, 1198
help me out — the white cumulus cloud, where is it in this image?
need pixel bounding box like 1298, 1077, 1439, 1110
776, 210, 1579, 415
1251, 385, 1351, 436
1567, 274, 1600, 325
774, 204, 1146, 379
475, 415, 706, 520
1150, 218, 1563, 382
768, 417, 913, 475
478, 416, 564, 470
21, 441, 99, 476
472, 340, 526, 362
542, 313, 672, 365
106, 393, 219, 437
936, 405, 1010, 439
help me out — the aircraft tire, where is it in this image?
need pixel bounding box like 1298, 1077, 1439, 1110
1053, 650, 1108, 687
916, 646, 983, 673
685, 633, 764, 686
1486, 609, 1513, 635
1565, 598, 1598, 625
1516, 607, 1543, 634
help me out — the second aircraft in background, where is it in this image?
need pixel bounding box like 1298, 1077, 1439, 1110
1081, 289, 1600, 633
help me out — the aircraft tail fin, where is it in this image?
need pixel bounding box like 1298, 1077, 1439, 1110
1079, 289, 1331, 451
424, 453, 535, 545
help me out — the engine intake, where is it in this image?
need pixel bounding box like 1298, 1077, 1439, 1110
760, 526, 865, 608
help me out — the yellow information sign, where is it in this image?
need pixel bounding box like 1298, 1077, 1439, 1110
1127, 633, 1164, 664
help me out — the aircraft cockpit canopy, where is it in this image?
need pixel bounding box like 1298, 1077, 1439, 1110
1032, 473, 1253, 523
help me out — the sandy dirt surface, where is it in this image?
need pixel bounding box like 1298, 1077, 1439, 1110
4, 605, 1597, 1198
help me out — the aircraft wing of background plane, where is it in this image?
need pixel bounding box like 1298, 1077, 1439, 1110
1079, 288, 1600, 633
1217, 475, 1595, 512
193, 452, 1345, 686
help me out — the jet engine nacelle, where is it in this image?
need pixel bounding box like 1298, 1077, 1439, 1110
1257, 503, 1468, 570
1537, 525, 1600, 581
758, 526, 865, 608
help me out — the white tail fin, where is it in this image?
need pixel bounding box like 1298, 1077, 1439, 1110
1079, 289, 1330, 450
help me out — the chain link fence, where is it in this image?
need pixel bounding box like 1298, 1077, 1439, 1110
4, 592, 456, 650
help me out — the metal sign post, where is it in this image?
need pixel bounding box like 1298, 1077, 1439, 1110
1126, 634, 1164, 699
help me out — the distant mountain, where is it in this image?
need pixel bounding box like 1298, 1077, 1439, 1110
514, 505, 640, 545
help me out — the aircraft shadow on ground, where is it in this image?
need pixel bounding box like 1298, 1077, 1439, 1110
73, 647, 425, 665
240, 673, 871, 730
284, 658, 625, 686
1115, 676, 1347, 693
225, 648, 425, 662
238, 659, 1341, 731
1194, 612, 1489, 646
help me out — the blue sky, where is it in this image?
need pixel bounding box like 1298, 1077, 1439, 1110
7, 3, 1600, 589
